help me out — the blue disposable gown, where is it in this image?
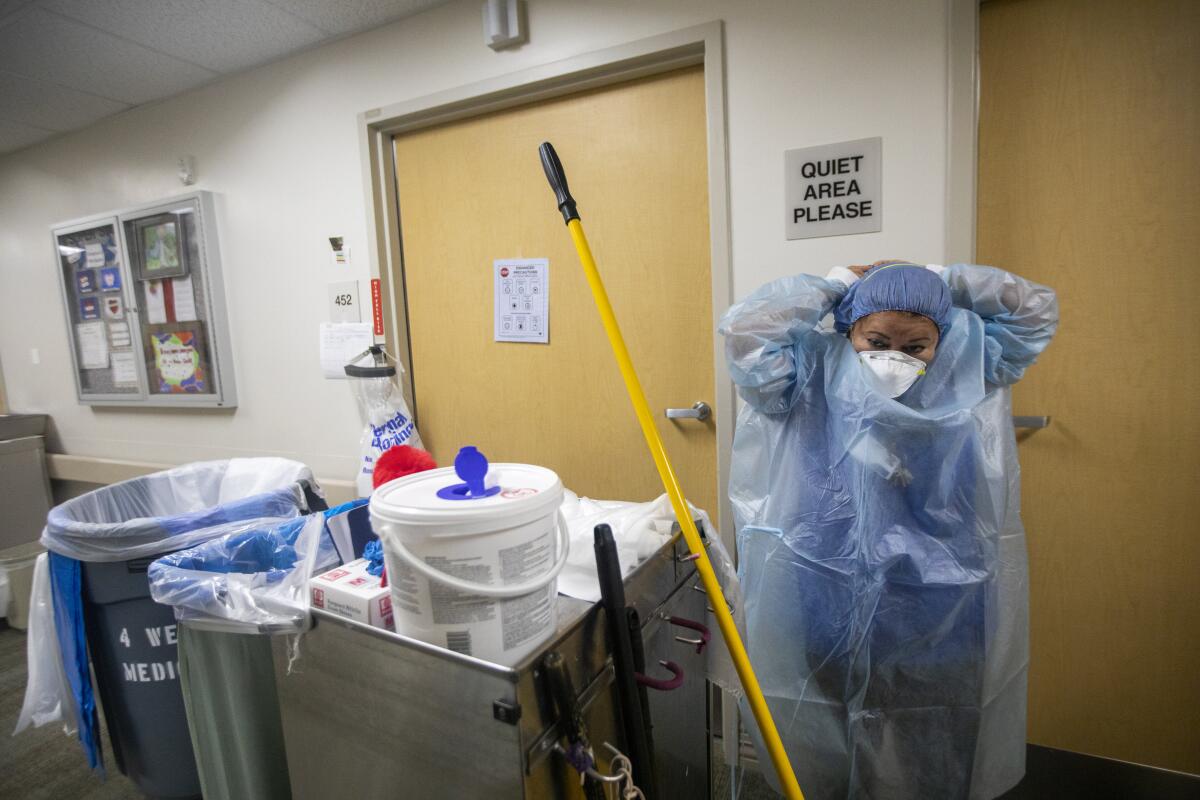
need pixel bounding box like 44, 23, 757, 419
719, 264, 1057, 799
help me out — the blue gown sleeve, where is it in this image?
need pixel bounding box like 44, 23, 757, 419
941, 263, 1059, 386
718, 273, 847, 413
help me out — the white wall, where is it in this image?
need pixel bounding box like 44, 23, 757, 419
0, 0, 963, 482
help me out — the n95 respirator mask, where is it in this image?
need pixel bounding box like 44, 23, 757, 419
859, 350, 926, 398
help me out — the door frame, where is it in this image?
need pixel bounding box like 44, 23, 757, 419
357, 21, 737, 536
948, 0, 979, 263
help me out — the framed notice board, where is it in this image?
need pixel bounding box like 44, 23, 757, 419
52, 191, 237, 407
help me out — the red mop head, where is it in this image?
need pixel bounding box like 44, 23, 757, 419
372, 445, 437, 590
373, 445, 438, 488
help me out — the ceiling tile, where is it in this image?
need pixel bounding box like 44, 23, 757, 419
0, 0, 451, 158
0, 1, 33, 28
0, 70, 128, 131
264, 0, 443, 36
41, 0, 327, 74
0, 117, 54, 155
0, 7, 216, 105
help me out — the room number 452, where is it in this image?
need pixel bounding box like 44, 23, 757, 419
334, 294, 354, 306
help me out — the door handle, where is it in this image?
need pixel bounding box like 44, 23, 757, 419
1013, 416, 1051, 429
665, 401, 711, 421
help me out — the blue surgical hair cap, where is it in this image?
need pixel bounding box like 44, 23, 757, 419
833, 261, 953, 334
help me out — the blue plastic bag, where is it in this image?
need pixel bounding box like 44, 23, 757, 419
148, 503, 364, 634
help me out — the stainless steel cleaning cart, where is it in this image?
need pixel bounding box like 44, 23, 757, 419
272, 533, 713, 799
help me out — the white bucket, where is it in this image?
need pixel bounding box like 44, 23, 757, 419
369, 462, 567, 666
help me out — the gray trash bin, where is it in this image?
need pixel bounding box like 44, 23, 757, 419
149, 503, 365, 800
178, 625, 292, 800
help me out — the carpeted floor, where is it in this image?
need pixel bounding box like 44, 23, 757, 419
0, 624, 139, 800
711, 759, 778, 799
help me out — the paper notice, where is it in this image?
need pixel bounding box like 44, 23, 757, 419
108, 321, 131, 348
76, 321, 109, 369
85, 242, 105, 269
320, 322, 373, 379
172, 277, 197, 321
144, 279, 168, 324
111, 351, 138, 385
494, 258, 549, 344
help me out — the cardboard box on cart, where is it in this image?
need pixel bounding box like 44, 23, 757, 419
310, 559, 393, 630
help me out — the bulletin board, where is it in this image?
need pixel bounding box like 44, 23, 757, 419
52, 192, 237, 407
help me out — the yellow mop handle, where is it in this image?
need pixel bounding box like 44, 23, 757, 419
539, 142, 804, 799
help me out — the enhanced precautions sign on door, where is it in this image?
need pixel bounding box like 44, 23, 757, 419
785, 137, 881, 240
494, 259, 548, 344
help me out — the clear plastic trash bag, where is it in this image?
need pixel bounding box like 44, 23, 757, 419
13, 553, 80, 736
148, 510, 347, 636
41, 458, 322, 562
719, 263, 1057, 799
557, 491, 746, 699
557, 491, 675, 601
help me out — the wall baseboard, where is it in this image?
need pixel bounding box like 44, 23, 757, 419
1001, 745, 1198, 799
46, 453, 358, 506
731, 741, 1198, 799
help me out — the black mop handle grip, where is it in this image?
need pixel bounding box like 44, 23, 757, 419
539, 141, 580, 224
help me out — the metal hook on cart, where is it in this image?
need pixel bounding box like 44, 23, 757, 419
691, 581, 735, 615
635, 659, 684, 691
665, 616, 710, 654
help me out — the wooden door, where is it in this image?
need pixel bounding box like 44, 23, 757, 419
392, 66, 717, 514
978, 0, 1199, 772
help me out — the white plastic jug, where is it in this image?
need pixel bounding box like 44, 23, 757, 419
369, 447, 567, 666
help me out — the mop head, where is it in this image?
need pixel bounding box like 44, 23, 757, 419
373, 445, 438, 488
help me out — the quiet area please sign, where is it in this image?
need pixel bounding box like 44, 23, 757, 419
784, 137, 881, 239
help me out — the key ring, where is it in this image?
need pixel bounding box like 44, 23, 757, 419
555, 739, 648, 799
601, 743, 646, 800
